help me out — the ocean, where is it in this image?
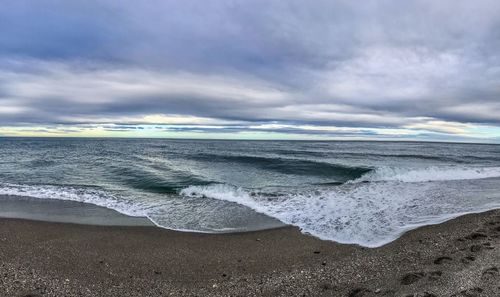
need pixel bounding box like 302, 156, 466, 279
1, 138, 500, 247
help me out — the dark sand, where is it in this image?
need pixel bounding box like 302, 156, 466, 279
1, 210, 499, 296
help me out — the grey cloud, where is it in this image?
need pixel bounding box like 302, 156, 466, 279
1, 1, 500, 140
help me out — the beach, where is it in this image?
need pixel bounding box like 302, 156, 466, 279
1, 209, 499, 297
2, 0, 500, 295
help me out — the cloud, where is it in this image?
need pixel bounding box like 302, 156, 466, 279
1, 1, 500, 141
403, 120, 473, 134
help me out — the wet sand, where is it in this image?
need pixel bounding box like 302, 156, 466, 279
0, 195, 154, 227
1, 210, 499, 297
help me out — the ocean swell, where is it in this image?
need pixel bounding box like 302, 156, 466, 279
190, 154, 371, 181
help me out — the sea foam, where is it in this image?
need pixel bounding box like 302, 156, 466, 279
354, 166, 500, 183
0, 183, 145, 218
181, 173, 500, 247
2, 165, 500, 247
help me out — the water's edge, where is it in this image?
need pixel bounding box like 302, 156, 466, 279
2, 139, 500, 247
0, 194, 286, 233
0, 195, 154, 227
2, 194, 500, 249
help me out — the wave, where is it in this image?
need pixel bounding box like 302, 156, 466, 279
191, 154, 371, 181
355, 166, 500, 183
0, 183, 145, 217
109, 165, 211, 193
333, 152, 461, 162
2, 178, 500, 247
271, 149, 467, 162
0, 182, 284, 234
180, 181, 500, 247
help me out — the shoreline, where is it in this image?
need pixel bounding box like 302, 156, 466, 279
2, 194, 499, 246
0, 195, 155, 227
0, 194, 285, 233
1, 210, 499, 296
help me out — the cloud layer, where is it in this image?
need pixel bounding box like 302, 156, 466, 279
1, 0, 500, 141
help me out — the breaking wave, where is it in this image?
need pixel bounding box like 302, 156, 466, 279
354, 166, 500, 183
180, 179, 500, 247
2, 139, 500, 248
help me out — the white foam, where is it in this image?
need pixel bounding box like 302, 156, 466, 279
355, 166, 500, 183
3, 180, 500, 248
0, 182, 283, 234
181, 185, 261, 210
0, 183, 145, 218
181, 181, 500, 247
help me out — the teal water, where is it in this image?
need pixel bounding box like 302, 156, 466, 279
1, 138, 500, 247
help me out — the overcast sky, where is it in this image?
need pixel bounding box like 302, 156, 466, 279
1, 0, 500, 141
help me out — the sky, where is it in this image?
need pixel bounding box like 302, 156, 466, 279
1, 0, 500, 142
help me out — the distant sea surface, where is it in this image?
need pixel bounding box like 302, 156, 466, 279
1, 138, 500, 247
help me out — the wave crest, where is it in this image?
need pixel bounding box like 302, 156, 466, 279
191, 154, 371, 181
180, 181, 500, 247
355, 166, 500, 183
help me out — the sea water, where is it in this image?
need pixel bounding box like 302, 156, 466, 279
1, 138, 500, 247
